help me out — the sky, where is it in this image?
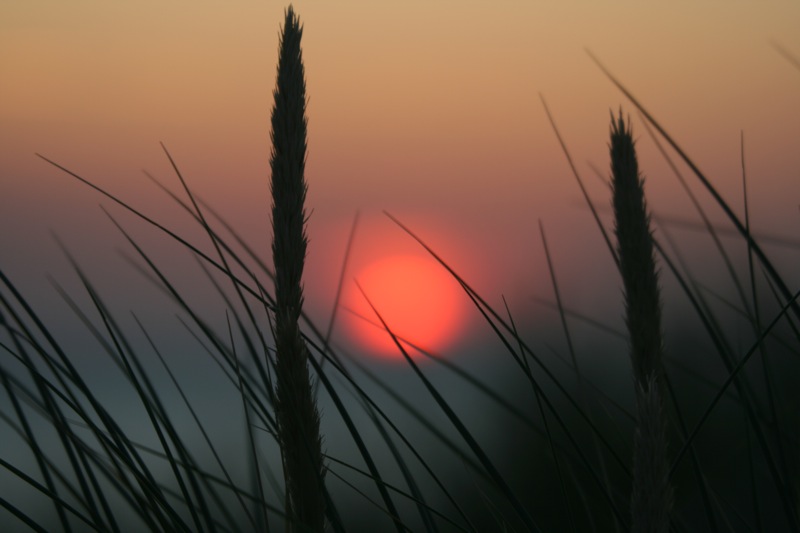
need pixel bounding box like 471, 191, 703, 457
2, 1, 800, 360
2, 3, 800, 530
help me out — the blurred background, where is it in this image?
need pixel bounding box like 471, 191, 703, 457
2, 1, 800, 530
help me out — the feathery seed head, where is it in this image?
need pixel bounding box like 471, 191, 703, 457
269, 6, 326, 531
610, 110, 664, 388
610, 111, 672, 532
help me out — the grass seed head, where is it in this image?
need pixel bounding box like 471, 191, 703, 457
270, 6, 326, 532
610, 110, 664, 388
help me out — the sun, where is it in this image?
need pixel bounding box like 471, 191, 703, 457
343, 254, 466, 360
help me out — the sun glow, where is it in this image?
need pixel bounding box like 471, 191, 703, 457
343, 254, 466, 360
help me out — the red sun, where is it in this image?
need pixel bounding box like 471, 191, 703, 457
343, 254, 466, 360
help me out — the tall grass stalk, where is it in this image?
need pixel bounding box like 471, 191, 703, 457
269, 6, 326, 532
609, 112, 673, 533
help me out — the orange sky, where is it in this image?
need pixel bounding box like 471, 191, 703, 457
2, 2, 799, 356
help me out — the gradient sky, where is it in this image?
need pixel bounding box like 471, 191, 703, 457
2, 1, 800, 358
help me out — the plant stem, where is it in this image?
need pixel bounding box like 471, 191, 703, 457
270, 6, 326, 532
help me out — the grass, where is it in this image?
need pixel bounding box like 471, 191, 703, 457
269, 8, 326, 532
2, 5, 800, 532
609, 112, 672, 532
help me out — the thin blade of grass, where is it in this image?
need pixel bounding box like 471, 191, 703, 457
772, 41, 800, 73
0, 268, 185, 530
133, 313, 255, 530
383, 211, 631, 527
504, 295, 577, 532
323, 350, 484, 531
54, 235, 215, 532
740, 131, 794, 510
36, 155, 271, 311
586, 50, 800, 326
227, 312, 268, 531
324, 455, 471, 533
315, 211, 360, 393
302, 343, 405, 533
355, 281, 543, 533
670, 289, 800, 474
540, 94, 619, 268
639, 112, 754, 325
0, 495, 50, 533
0, 455, 99, 530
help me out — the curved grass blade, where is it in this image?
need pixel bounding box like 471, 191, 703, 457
670, 288, 800, 473
355, 281, 543, 533
586, 50, 800, 325
383, 212, 631, 527
325, 455, 472, 533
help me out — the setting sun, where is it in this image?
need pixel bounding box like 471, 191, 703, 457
343, 254, 466, 360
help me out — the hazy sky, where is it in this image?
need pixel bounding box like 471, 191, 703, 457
2, 1, 799, 356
